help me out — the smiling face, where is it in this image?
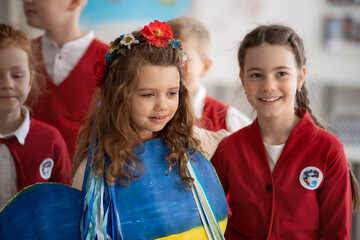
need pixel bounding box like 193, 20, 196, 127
130, 65, 180, 141
0, 46, 32, 117
240, 43, 305, 121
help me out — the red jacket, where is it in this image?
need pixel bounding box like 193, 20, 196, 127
30, 38, 108, 158
4, 117, 71, 191
212, 109, 352, 240
197, 94, 229, 131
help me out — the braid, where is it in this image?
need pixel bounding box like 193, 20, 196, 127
296, 83, 325, 129
349, 162, 360, 210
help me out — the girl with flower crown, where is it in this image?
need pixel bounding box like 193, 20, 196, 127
71, 20, 228, 240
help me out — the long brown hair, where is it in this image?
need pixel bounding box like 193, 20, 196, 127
0, 24, 43, 108
238, 24, 359, 210
73, 31, 200, 189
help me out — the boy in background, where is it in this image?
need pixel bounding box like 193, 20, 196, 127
168, 17, 250, 132
22, 0, 108, 158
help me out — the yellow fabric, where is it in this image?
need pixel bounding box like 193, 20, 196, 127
156, 219, 227, 240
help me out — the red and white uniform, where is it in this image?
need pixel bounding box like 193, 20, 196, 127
212, 109, 352, 240
30, 35, 108, 158
0, 108, 70, 197
193, 86, 250, 132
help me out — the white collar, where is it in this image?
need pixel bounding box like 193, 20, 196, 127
192, 85, 207, 119
41, 31, 95, 52
0, 107, 31, 145
263, 142, 285, 148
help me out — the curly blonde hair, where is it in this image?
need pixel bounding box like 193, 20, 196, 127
73, 31, 200, 189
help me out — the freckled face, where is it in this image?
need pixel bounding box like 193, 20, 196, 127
130, 65, 180, 141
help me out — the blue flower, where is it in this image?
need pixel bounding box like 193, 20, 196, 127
104, 50, 113, 64
168, 39, 181, 50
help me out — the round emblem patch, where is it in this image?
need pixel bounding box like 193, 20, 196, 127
39, 158, 54, 180
299, 166, 323, 190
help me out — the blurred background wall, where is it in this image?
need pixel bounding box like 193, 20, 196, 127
1, 0, 360, 238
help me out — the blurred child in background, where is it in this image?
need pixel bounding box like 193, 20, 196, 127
168, 17, 251, 132
22, 0, 108, 158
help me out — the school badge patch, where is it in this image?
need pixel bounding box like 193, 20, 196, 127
39, 158, 54, 180
299, 166, 323, 190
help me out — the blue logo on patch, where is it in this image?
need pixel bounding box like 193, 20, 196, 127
39, 158, 54, 180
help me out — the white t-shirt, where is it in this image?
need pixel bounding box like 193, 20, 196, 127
264, 142, 285, 173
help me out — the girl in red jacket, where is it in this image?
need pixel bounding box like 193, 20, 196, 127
0, 24, 71, 209
212, 24, 359, 239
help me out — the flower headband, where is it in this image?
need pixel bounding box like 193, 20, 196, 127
93, 20, 187, 87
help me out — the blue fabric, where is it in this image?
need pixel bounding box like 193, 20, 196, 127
0, 183, 83, 240
0, 138, 228, 240
82, 138, 228, 240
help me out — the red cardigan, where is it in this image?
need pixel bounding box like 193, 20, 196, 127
196, 94, 229, 131
30, 37, 108, 158
212, 109, 352, 240
4, 117, 71, 191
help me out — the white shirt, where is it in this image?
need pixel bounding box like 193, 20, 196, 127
264, 142, 285, 173
0, 107, 31, 208
192, 86, 251, 133
41, 31, 95, 85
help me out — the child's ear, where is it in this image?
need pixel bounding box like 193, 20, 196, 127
297, 66, 306, 90
199, 58, 212, 77
29, 71, 34, 87
68, 0, 82, 11
239, 71, 245, 87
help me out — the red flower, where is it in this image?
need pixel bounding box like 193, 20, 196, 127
93, 60, 107, 87
183, 61, 188, 73
141, 20, 173, 47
